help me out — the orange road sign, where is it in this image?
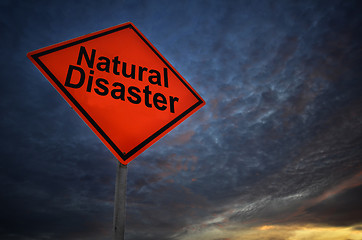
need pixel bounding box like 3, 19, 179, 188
27, 22, 205, 165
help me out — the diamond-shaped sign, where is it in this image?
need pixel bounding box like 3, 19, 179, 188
27, 22, 205, 165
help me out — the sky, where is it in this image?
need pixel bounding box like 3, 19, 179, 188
0, 0, 362, 240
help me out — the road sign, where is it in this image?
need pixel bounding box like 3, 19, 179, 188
27, 22, 205, 165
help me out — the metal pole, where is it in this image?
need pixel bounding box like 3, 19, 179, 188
113, 161, 128, 240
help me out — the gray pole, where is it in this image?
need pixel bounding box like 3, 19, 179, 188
113, 161, 128, 240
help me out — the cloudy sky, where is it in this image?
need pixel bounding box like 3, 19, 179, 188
1, 0, 362, 239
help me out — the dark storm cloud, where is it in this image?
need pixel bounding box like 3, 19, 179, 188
305, 185, 362, 226
1, 0, 362, 239
147, 0, 362, 237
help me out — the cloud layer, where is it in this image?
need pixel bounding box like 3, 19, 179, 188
0, 0, 361, 239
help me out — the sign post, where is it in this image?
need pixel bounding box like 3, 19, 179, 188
27, 22, 205, 238
113, 162, 127, 240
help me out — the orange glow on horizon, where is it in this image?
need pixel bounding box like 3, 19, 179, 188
175, 224, 362, 240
